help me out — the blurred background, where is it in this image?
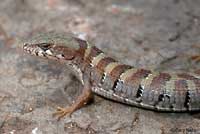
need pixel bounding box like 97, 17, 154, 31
0, 0, 200, 133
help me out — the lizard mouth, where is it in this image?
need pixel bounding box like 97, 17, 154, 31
23, 42, 73, 60
23, 43, 46, 57
23, 43, 34, 54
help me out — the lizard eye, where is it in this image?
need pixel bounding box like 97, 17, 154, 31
38, 43, 52, 51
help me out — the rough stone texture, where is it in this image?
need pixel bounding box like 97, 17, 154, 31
0, 0, 200, 133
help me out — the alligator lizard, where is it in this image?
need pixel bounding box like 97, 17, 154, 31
22, 32, 200, 120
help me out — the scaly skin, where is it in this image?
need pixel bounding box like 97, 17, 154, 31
22, 32, 200, 120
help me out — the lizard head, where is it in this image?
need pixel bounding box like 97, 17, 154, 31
23, 32, 82, 60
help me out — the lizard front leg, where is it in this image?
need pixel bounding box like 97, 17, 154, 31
53, 74, 93, 121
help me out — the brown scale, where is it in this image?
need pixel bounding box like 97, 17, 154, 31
74, 38, 88, 48
142, 73, 172, 107
125, 69, 152, 88
175, 80, 188, 91
178, 73, 200, 90
96, 57, 116, 74
176, 80, 188, 105
149, 73, 171, 90
90, 57, 116, 85
109, 65, 132, 82
101, 64, 131, 92
74, 38, 89, 59
86, 46, 103, 65
109, 65, 133, 94
121, 69, 152, 103
194, 89, 200, 107
169, 79, 191, 110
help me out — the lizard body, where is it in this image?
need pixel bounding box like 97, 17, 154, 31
22, 32, 200, 120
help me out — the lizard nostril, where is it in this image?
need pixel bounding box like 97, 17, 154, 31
23, 43, 28, 49
23, 43, 28, 47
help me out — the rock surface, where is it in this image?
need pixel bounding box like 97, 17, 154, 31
0, 0, 200, 133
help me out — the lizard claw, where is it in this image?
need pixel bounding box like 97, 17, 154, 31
52, 81, 93, 121
53, 106, 75, 121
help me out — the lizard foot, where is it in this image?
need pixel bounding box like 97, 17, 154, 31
53, 106, 75, 121
53, 82, 93, 121
53, 74, 93, 121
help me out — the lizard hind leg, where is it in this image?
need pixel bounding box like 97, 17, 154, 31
53, 79, 93, 121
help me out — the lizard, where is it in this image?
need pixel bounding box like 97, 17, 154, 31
22, 32, 200, 120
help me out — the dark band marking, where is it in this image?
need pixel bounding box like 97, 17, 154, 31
126, 69, 151, 82
158, 94, 165, 102
178, 73, 197, 80
184, 90, 191, 110
157, 93, 170, 102
112, 79, 121, 91
91, 53, 107, 67
136, 85, 144, 102
149, 73, 171, 90
125, 69, 152, 89
136, 85, 143, 98
109, 65, 132, 92
87, 46, 103, 65
126, 69, 152, 103
175, 80, 188, 91
153, 92, 172, 110
110, 65, 132, 81
177, 73, 200, 90
100, 72, 106, 84
73, 37, 88, 59
96, 57, 116, 73
74, 37, 87, 48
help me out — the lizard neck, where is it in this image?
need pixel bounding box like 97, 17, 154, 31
70, 37, 105, 72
